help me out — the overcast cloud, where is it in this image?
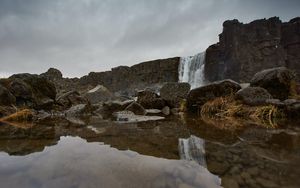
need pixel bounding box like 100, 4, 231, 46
0, 0, 299, 77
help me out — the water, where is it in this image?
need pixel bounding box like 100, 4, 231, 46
0, 117, 299, 188
179, 52, 206, 89
179, 135, 207, 168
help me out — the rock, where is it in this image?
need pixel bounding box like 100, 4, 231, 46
162, 106, 170, 116
250, 67, 296, 100
0, 106, 16, 118
85, 85, 114, 104
0, 85, 16, 106
40, 68, 63, 81
255, 177, 278, 188
204, 17, 300, 83
9, 73, 57, 110
187, 79, 241, 112
222, 177, 239, 188
97, 100, 130, 119
146, 109, 162, 115
79, 57, 179, 94
283, 99, 300, 117
125, 102, 146, 115
160, 82, 191, 108
112, 111, 135, 121
235, 87, 273, 106
112, 111, 165, 123
65, 104, 92, 117
137, 90, 166, 109
56, 90, 88, 108
4, 79, 33, 106
266, 99, 285, 107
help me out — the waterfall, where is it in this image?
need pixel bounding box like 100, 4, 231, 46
178, 135, 207, 168
179, 52, 206, 89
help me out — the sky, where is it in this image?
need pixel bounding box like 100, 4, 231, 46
0, 0, 299, 78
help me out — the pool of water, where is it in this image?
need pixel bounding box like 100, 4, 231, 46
0, 115, 299, 188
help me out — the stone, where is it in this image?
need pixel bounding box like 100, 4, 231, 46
162, 106, 170, 116
160, 82, 191, 108
146, 109, 162, 114
250, 67, 296, 100
0, 85, 16, 106
204, 17, 300, 83
65, 104, 92, 117
85, 85, 114, 104
112, 111, 165, 123
255, 177, 278, 188
40, 68, 63, 81
222, 177, 239, 188
137, 89, 166, 109
125, 102, 146, 115
235, 87, 273, 106
56, 90, 88, 108
266, 99, 285, 107
187, 79, 241, 112
0, 106, 16, 118
97, 100, 130, 119
9, 73, 57, 110
5, 79, 33, 106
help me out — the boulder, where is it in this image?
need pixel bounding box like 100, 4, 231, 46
187, 79, 241, 112
112, 111, 165, 123
5, 79, 33, 106
9, 74, 57, 110
0, 85, 16, 106
162, 106, 170, 116
97, 100, 133, 119
85, 85, 114, 104
235, 87, 273, 106
125, 102, 146, 115
137, 90, 166, 109
0, 106, 16, 118
284, 100, 300, 117
160, 82, 191, 108
250, 67, 296, 100
65, 104, 92, 117
56, 91, 88, 108
40, 68, 63, 81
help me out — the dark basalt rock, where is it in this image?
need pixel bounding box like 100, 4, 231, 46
250, 67, 296, 100
187, 79, 241, 112
235, 87, 273, 106
204, 17, 300, 83
56, 90, 88, 109
160, 82, 191, 108
137, 90, 166, 109
0, 85, 16, 106
125, 102, 146, 115
8, 74, 56, 110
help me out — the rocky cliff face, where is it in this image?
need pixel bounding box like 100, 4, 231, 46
78, 57, 180, 94
43, 57, 180, 95
204, 17, 300, 82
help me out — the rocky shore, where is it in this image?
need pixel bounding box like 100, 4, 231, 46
0, 65, 299, 129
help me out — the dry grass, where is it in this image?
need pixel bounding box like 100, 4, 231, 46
289, 80, 300, 99
0, 109, 34, 122
200, 95, 285, 128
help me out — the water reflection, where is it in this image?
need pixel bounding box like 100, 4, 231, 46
0, 136, 221, 188
0, 116, 300, 188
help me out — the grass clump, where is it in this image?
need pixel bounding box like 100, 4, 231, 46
200, 95, 285, 128
0, 109, 34, 122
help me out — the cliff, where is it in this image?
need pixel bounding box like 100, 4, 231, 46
204, 17, 300, 82
42, 57, 180, 95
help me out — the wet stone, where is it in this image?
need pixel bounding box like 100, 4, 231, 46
222, 176, 239, 188
256, 177, 278, 188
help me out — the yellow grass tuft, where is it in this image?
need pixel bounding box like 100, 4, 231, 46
0, 109, 34, 122
200, 96, 285, 128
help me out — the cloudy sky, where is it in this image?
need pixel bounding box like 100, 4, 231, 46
0, 0, 299, 77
